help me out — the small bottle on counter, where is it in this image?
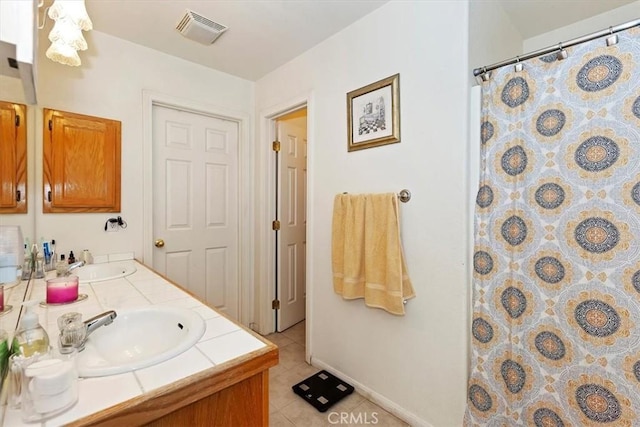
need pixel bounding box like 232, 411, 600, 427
55, 254, 67, 277
81, 250, 93, 265
0, 329, 8, 380
68, 251, 75, 264
49, 239, 57, 270
21, 255, 31, 280
34, 254, 45, 279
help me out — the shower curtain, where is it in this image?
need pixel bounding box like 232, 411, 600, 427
465, 26, 640, 426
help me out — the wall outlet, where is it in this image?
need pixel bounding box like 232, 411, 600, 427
105, 222, 119, 232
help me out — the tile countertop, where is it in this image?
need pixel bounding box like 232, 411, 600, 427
2, 259, 277, 427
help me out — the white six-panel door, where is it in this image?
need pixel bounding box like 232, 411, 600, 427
152, 105, 239, 319
277, 115, 307, 331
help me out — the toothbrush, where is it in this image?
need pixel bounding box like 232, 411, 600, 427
43, 241, 51, 265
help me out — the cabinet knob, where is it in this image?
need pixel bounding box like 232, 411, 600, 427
154, 239, 165, 248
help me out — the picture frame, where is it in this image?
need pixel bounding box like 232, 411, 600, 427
346, 73, 400, 152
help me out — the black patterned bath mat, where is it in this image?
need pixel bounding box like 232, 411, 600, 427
292, 370, 354, 412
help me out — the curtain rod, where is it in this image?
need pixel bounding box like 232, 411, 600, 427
472, 18, 640, 77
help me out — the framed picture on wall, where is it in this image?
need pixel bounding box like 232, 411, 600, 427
346, 73, 400, 152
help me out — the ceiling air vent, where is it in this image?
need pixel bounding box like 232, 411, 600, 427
176, 9, 228, 45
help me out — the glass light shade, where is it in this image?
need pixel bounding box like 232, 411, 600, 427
48, 18, 88, 51
48, 0, 93, 31
46, 40, 81, 66
46, 0, 92, 66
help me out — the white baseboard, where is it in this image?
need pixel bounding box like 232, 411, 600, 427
310, 357, 433, 427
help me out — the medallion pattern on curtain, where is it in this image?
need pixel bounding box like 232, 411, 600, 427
465, 27, 640, 426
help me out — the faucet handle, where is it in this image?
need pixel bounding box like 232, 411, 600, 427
57, 312, 82, 331
59, 320, 86, 349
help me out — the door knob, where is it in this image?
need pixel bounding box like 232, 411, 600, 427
154, 239, 165, 248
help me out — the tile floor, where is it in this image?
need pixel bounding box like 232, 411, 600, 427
264, 321, 409, 426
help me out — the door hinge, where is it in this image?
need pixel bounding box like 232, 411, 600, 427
49, 120, 52, 131
272, 299, 280, 310
47, 191, 52, 202
272, 140, 280, 152
16, 190, 21, 202
15, 115, 20, 127
272, 220, 280, 231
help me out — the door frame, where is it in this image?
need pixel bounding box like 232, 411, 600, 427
256, 92, 314, 361
142, 90, 254, 327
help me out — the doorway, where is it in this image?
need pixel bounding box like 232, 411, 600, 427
151, 103, 240, 320
274, 108, 307, 332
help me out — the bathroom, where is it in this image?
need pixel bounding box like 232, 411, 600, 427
1, 0, 639, 425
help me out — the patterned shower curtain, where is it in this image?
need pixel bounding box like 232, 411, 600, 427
465, 26, 640, 426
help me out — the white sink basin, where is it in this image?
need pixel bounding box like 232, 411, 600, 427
76, 306, 205, 377
74, 262, 136, 283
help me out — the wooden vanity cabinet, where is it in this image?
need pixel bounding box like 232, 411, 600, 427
0, 101, 27, 213
66, 336, 278, 427
43, 108, 121, 213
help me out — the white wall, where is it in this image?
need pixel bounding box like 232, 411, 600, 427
32, 30, 254, 261
0, 76, 35, 242
468, 0, 522, 86
257, 2, 470, 425
523, 0, 640, 51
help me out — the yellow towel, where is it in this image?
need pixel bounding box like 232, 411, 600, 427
332, 193, 415, 315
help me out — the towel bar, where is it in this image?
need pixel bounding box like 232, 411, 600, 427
397, 189, 411, 203
341, 189, 411, 203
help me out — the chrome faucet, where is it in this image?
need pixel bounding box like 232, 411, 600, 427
63, 260, 85, 276
84, 310, 117, 340
60, 310, 117, 351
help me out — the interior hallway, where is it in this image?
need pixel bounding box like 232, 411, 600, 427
265, 321, 409, 426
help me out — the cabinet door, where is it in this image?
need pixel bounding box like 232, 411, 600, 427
0, 101, 27, 214
43, 109, 121, 213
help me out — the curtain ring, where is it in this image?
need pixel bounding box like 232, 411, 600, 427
556, 42, 568, 60
480, 67, 491, 82
514, 56, 523, 72
606, 26, 618, 46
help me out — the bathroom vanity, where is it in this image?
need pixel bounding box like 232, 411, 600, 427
1, 259, 278, 426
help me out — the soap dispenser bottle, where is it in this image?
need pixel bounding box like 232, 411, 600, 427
12, 301, 50, 357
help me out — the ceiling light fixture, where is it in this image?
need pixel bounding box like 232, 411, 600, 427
45, 0, 93, 66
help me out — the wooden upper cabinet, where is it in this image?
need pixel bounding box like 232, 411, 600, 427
0, 101, 27, 214
43, 108, 121, 213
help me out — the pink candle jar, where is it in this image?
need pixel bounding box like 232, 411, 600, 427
0, 286, 4, 311
46, 276, 79, 304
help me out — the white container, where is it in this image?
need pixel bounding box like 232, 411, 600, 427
20, 347, 78, 422
0, 226, 24, 285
